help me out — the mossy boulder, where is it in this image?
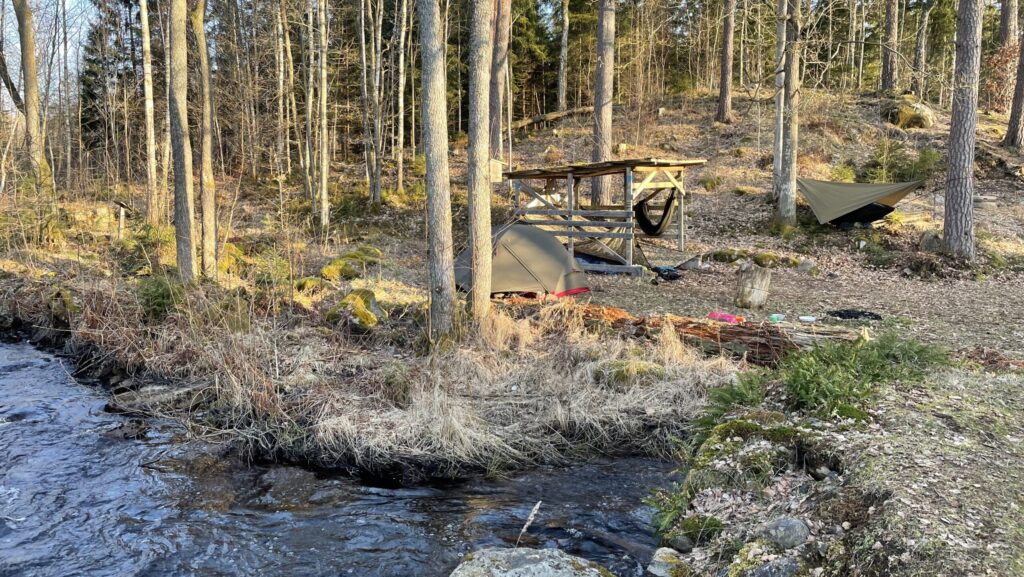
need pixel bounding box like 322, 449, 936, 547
294, 276, 327, 295
711, 248, 750, 263
592, 359, 667, 388
319, 245, 383, 282
327, 288, 386, 330
882, 94, 935, 129
752, 252, 780, 268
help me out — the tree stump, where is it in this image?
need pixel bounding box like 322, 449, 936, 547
735, 263, 771, 309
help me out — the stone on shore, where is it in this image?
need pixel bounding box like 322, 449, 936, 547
760, 517, 810, 550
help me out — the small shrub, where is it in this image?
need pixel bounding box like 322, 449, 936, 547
593, 359, 667, 388
733, 186, 758, 196
676, 514, 724, 545
830, 162, 857, 183
694, 374, 766, 432
698, 173, 723, 192
411, 154, 427, 177
138, 276, 185, 321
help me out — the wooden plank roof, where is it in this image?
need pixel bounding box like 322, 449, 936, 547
503, 157, 707, 179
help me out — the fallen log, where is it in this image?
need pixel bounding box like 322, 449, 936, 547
510, 106, 594, 131
578, 304, 865, 366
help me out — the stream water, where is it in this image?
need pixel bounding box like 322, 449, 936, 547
0, 340, 677, 577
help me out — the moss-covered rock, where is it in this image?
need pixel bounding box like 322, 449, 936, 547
327, 288, 387, 330
711, 249, 750, 263
320, 246, 383, 282
882, 94, 936, 129
674, 514, 724, 545
752, 252, 780, 268
294, 276, 327, 295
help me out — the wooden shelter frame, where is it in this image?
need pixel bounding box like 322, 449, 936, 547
504, 158, 707, 275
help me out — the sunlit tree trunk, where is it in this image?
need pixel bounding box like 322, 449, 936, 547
468, 0, 494, 319
1004, 36, 1024, 147
317, 0, 329, 230
169, 0, 196, 280
418, 0, 456, 340
717, 0, 737, 123
489, 0, 511, 160
591, 0, 615, 205
772, 0, 787, 197
776, 0, 800, 227
141, 0, 160, 224
12, 0, 52, 195
191, 0, 217, 278
394, 0, 409, 194
945, 0, 982, 260
1000, 0, 1019, 47
911, 2, 933, 96
557, 0, 569, 112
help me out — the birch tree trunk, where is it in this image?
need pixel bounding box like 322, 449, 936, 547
191, 0, 217, 278
141, 0, 160, 224
911, 2, 933, 96
717, 0, 737, 123
557, 0, 569, 112
591, 0, 615, 205
776, 0, 800, 227
394, 0, 409, 194
318, 0, 329, 230
12, 0, 52, 196
772, 0, 787, 198
944, 0, 982, 260
880, 0, 899, 92
1000, 0, 1019, 47
468, 0, 494, 319
418, 0, 457, 340
489, 0, 511, 161
169, 0, 196, 280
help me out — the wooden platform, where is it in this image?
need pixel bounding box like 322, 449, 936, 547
504, 158, 708, 275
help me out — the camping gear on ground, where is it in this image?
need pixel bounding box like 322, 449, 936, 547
796, 178, 924, 225
827, 309, 883, 321
768, 314, 786, 323
798, 315, 817, 323
454, 224, 589, 298
634, 190, 678, 237
652, 266, 681, 281
708, 311, 745, 324
571, 235, 652, 269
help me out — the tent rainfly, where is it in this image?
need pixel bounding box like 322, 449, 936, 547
454, 224, 589, 298
796, 178, 924, 224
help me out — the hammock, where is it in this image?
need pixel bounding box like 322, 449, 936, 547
634, 190, 678, 237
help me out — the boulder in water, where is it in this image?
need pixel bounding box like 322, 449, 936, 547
449, 548, 612, 577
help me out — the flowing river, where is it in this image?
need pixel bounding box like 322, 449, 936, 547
0, 340, 676, 577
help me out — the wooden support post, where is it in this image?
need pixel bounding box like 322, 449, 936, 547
677, 170, 686, 251
117, 206, 125, 241
566, 173, 575, 258
513, 180, 521, 214
624, 167, 634, 267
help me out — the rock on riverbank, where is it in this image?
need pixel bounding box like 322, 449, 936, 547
449, 548, 613, 577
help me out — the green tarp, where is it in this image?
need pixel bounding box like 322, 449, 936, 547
796, 178, 924, 224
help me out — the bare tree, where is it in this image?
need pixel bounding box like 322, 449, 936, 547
141, 0, 160, 224
911, 1, 933, 96
467, 0, 494, 319
557, 0, 569, 112
394, 0, 409, 194
772, 0, 787, 198
317, 0, 329, 230
418, 0, 456, 339
944, 0, 983, 260
880, 0, 899, 92
776, 0, 800, 227
717, 0, 737, 123
591, 0, 615, 205
1000, 0, 1019, 47
1004, 38, 1024, 147
489, 0, 511, 161
191, 0, 217, 278
169, 0, 197, 280
12, 0, 52, 194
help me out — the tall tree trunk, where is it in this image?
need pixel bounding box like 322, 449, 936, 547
418, 0, 456, 340
12, 0, 52, 195
880, 0, 900, 92
1000, 0, 1019, 47
318, 0, 329, 230
857, 0, 867, 88
717, 0, 737, 123
141, 0, 160, 224
1004, 33, 1024, 147
468, 0, 494, 319
394, 0, 409, 194
944, 0, 982, 260
591, 0, 615, 205
169, 0, 196, 280
776, 0, 800, 227
190, 0, 217, 278
911, 2, 933, 96
772, 0, 787, 198
489, 0, 511, 160
557, 0, 569, 112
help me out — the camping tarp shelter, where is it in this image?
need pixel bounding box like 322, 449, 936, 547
796, 178, 924, 224
454, 224, 589, 297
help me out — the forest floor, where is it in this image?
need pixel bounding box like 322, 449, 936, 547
1, 89, 1023, 575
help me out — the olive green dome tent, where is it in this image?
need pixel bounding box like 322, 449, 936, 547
454, 224, 589, 298
796, 178, 924, 224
